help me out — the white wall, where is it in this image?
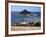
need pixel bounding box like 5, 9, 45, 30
0, 0, 5, 37
0, 0, 46, 37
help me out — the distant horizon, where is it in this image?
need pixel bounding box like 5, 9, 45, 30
11, 9, 40, 13
11, 6, 41, 12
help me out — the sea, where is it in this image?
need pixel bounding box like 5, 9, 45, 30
11, 12, 41, 26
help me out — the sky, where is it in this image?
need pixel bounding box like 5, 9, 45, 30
11, 5, 41, 12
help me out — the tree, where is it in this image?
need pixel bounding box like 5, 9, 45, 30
34, 22, 41, 26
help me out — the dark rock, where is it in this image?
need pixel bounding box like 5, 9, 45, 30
20, 10, 31, 14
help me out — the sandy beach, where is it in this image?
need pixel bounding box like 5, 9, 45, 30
11, 26, 41, 31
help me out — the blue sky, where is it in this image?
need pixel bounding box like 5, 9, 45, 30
11, 5, 41, 12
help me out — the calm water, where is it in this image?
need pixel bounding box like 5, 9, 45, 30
11, 12, 40, 25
